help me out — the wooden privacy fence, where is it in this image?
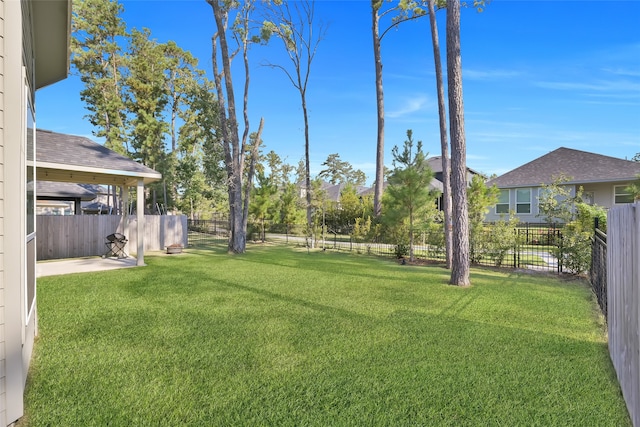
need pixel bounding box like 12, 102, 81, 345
607, 202, 640, 426
37, 215, 188, 260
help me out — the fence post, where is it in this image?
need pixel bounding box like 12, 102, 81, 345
513, 228, 518, 268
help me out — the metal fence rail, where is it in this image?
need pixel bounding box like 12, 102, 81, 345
188, 219, 565, 273
591, 226, 607, 317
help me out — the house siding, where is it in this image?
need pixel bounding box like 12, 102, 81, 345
0, 0, 6, 423
485, 180, 638, 223
4, 1, 32, 423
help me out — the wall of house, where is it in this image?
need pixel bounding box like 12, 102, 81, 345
2, 1, 37, 424
582, 181, 635, 210
0, 1, 6, 422
484, 186, 556, 223
485, 181, 638, 223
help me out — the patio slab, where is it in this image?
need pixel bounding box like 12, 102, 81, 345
37, 256, 138, 277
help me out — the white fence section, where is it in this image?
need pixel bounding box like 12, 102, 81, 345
36, 215, 188, 260
607, 202, 640, 426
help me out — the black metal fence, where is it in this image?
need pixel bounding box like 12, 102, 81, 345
187, 215, 230, 247
590, 223, 607, 317
188, 219, 568, 273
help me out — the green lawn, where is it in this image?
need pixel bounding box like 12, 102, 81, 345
24, 245, 629, 426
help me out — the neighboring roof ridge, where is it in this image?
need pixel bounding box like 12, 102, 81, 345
488, 146, 640, 187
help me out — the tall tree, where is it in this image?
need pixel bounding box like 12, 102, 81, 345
71, 0, 129, 155
370, 0, 427, 217
447, 0, 470, 286
126, 28, 169, 170
207, 0, 264, 253
426, 0, 453, 269
164, 42, 206, 211
250, 171, 277, 241
318, 153, 367, 185
126, 28, 171, 211
175, 80, 224, 219
384, 130, 437, 262
261, 0, 326, 246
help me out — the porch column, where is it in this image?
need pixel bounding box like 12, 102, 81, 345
136, 178, 145, 266
121, 185, 129, 253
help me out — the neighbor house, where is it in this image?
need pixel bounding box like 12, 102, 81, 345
1, 0, 71, 424
485, 147, 640, 223
301, 157, 479, 211
36, 182, 102, 215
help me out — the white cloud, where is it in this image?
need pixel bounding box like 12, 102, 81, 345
464, 68, 521, 81
387, 96, 430, 119
535, 79, 640, 95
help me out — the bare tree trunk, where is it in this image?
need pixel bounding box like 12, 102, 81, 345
427, 0, 452, 269
209, 0, 244, 253
303, 94, 314, 247
447, 0, 470, 286
372, 5, 384, 218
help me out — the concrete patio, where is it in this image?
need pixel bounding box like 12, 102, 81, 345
37, 256, 139, 277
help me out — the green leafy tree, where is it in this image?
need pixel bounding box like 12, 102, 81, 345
175, 80, 225, 219
625, 174, 640, 201
278, 183, 305, 228
467, 175, 499, 263
126, 28, 171, 209
538, 174, 607, 274
250, 171, 278, 241
370, 0, 429, 218
318, 153, 367, 185
383, 130, 437, 262
324, 184, 371, 234
537, 174, 580, 225
71, 0, 129, 155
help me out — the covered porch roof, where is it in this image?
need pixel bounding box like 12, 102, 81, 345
35, 129, 162, 266
36, 129, 162, 186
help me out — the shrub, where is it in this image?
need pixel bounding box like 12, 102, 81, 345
485, 215, 520, 267
424, 222, 445, 259
394, 243, 409, 259
556, 224, 592, 274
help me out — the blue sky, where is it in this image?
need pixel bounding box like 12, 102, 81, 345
37, 0, 640, 184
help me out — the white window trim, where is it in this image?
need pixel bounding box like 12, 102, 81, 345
613, 185, 633, 205
516, 187, 532, 214
496, 189, 510, 214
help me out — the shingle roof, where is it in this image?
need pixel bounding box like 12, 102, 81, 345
487, 147, 640, 188
37, 181, 97, 200
36, 129, 161, 185
426, 156, 481, 176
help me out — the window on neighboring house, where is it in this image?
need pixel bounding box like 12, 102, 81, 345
496, 189, 509, 214
583, 191, 595, 205
614, 185, 634, 204
516, 188, 531, 214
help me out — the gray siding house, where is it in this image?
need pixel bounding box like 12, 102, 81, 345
1, 1, 71, 424
485, 147, 640, 223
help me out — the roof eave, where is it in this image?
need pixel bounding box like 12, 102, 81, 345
37, 161, 163, 186
33, 0, 72, 89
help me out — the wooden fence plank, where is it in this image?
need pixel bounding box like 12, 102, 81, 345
36, 215, 187, 260
608, 202, 640, 426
